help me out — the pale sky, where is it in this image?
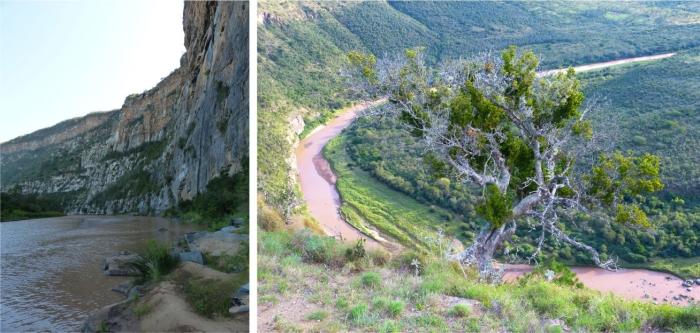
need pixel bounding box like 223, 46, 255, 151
0, 1, 185, 143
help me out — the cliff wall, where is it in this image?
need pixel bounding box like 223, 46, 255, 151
0, 1, 249, 215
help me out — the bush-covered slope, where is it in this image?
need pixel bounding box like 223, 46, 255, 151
258, 1, 700, 208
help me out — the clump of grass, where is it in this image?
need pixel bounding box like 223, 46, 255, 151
133, 304, 149, 319
349, 303, 369, 324
387, 300, 405, 317
647, 303, 700, 329
336, 298, 349, 310
259, 199, 286, 232
305, 310, 329, 321
202, 244, 249, 273
360, 272, 381, 288
301, 216, 326, 235
179, 273, 247, 318
379, 320, 401, 333
373, 296, 389, 310
448, 304, 471, 317
123, 239, 179, 283
291, 229, 334, 264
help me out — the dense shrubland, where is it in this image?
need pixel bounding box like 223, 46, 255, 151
0, 187, 66, 221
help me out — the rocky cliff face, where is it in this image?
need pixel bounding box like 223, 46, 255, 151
0, 1, 248, 215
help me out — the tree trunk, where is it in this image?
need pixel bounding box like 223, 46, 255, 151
448, 220, 516, 278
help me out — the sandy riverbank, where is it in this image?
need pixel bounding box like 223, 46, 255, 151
80, 227, 250, 332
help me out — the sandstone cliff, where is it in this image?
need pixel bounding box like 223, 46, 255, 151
0, 1, 248, 215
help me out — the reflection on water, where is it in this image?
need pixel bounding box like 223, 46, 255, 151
0, 215, 206, 332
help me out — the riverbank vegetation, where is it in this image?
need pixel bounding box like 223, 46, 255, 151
125, 238, 249, 319
258, 227, 700, 332
165, 164, 249, 231
0, 187, 65, 222
124, 239, 180, 284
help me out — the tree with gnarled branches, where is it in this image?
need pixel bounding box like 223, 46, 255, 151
346, 46, 663, 276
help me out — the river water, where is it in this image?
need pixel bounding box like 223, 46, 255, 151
295, 101, 384, 244
0, 215, 206, 332
503, 265, 698, 305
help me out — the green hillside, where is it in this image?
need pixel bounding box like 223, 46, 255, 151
258, 1, 700, 208
579, 48, 700, 203
258, 2, 700, 328
329, 47, 700, 274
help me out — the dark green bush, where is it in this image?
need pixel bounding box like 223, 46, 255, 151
124, 239, 179, 283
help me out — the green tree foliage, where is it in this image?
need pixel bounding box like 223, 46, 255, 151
475, 185, 512, 229
0, 186, 66, 221
348, 47, 663, 273
172, 162, 249, 229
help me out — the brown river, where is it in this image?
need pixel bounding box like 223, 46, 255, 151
294, 53, 700, 306
296, 101, 384, 244
0, 215, 206, 332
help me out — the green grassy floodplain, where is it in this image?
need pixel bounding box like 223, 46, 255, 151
324, 132, 467, 252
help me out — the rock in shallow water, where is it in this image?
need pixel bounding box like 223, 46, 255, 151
102, 252, 140, 276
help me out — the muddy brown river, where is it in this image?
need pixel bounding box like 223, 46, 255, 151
0, 215, 206, 332
296, 101, 384, 244
503, 265, 698, 305
294, 53, 700, 305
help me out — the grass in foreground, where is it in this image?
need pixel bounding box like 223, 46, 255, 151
125, 239, 249, 320
258, 228, 700, 332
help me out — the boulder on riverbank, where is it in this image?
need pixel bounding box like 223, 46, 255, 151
102, 252, 140, 276
172, 251, 204, 265
109, 280, 134, 296
230, 283, 250, 317
185, 229, 248, 256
